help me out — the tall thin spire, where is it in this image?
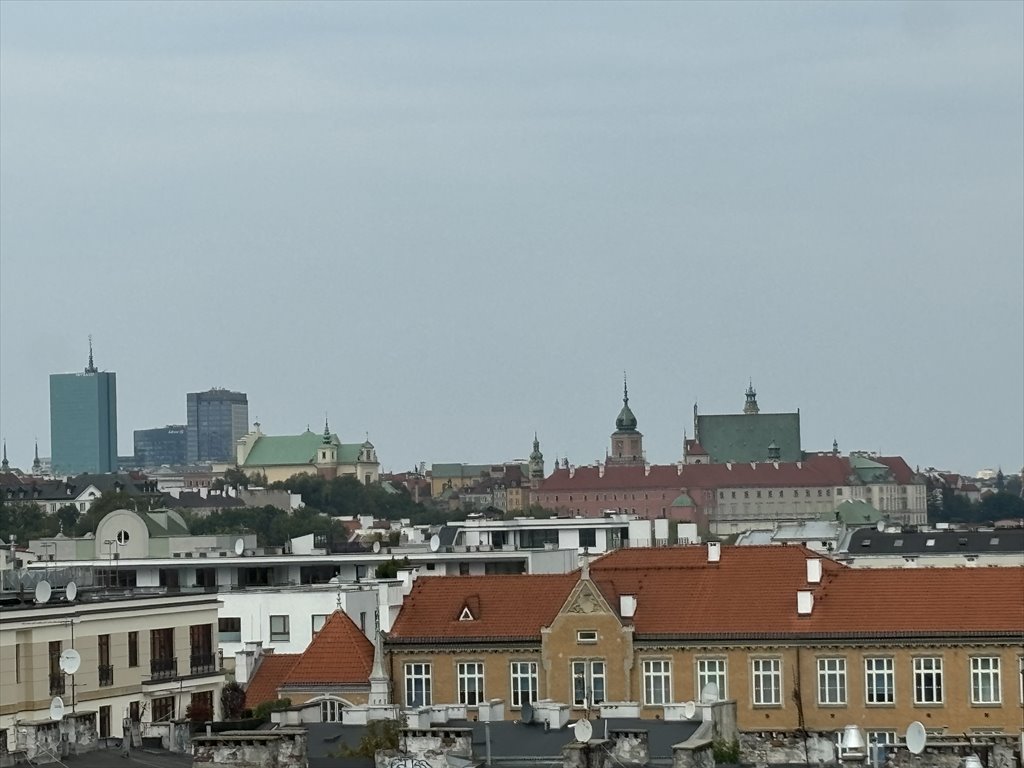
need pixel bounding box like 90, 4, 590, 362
1, 439, 8, 471
743, 380, 759, 415
32, 439, 41, 473
322, 414, 332, 445
623, 371, 629, 405
85, 335, 97, 373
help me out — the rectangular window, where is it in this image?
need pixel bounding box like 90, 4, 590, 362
970, 657, 1001, 705
865, 657, 894, 705
643, 659, 672, 705
577, 630, 597, 644
152, 696, 175, 722
405, 663, 432, 707
817, 657, 847, 705
579, 529, 597, 548
98, 634, 113, 687
15, 643, 21, 683
510, 661, 539, 708
697, 658, 727, 700
457, 661, 485, 706
99, 705, 111, 739
752, 658, 782, 706
867, 731, 897, 746
311, 615, 328, 634
572, 660, 605, 707
913, 657, 944, 705
128, 631, 138, 667
269, 615, 290, 642
49, 640, 64, 695
218, 618, 241, 642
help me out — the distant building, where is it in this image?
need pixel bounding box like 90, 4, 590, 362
49, 342, 117, 475
235, 420, 379, 485
133, 425, 187, 467
186, 388, 249, 464
686, 383, 801, 464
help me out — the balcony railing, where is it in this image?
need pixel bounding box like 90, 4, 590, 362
189, 652, 217, 675
149, 657, 177, 680
49, 673, 66, 696
98, 664, 114, 687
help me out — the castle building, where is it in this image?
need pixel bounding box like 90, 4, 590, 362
686, 383, 801, 464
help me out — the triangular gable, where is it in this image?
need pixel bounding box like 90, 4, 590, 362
559, 578, 616, 619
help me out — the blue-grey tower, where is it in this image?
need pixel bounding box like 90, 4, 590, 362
49, 338, 118, 475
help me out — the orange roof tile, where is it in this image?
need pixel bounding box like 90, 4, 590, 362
244, 653, 299, 709
282, 610, 375, 686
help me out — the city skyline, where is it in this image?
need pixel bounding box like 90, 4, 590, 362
1, 2, 1021, 477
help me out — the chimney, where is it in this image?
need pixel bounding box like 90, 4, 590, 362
619, 594, 637, 618
806, 558, 823, 584
707, 541, 721, 563
797, 590, 814, 615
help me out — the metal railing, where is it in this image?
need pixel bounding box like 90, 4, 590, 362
149, 657, 177, 680
189, 652, 217, 675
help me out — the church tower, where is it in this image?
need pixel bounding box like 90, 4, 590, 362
528, 433, 545, 489
607, 375, 644, 466
315, 417, 338, 477
743, 381, 760, 414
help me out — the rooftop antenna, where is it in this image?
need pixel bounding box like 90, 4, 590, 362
85, 335, 97, 373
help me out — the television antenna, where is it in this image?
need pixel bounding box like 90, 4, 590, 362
905, 721, 926, 755
49, 697, 65, 722
34, 580, 52, 604
572, 718, 593, 743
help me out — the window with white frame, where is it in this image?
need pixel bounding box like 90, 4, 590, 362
970, 657, 1001, 705
405, 662, 432, 707
867, 731, 897, 746
319, 698, 344, 722
817, 657, 847, 705
311, 614, 328, 634
643, 659, 672, 705
458, 661, 485, 706
913, 657, 944, 705
751, 657, 782, 706
572, 660, 606, 707
269, 615, 290, 642
510, 661, 538, 708
697, 658, 727, 700
865, 657, 894, 705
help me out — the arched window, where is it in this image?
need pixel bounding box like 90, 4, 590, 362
317, 697, 347, 723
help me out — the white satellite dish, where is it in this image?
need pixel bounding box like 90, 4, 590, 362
65, 582, 78, 602
876, 519, 885, 532
34, 581, 52, 604
59, 649, 81, 675
429, 534, 441, 553
372, 540, 382, 554
683, 700, 697, 719
905, 721, 926, 755
573, 718, 593, 743
700, 682, 719, 704
49, 697, 65, 721
233, 538, 245, 556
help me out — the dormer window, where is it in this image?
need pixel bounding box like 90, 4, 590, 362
459, 606, 475, 621
577, 630, 597, 644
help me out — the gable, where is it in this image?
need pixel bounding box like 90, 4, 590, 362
696, 412, 801, 463
561, 579, 615, 618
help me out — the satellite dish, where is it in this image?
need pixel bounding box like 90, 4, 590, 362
683, 700, 697, 719
59, 649, 81, 675
905, 721, 926, 755
429, 534, 441, 553
876, 519, 885, 532
65, 582, 78, 602
234, 538, 244, 556
520, 701, 534, 724
34, 581, 52, 604
573, 719, 593, 743
372, 540, 382, 554
49, 697, 65, 722
700, 682, 719, 704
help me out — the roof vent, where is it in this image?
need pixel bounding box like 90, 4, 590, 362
619, 594, 637, 618
707, 542, 721, 563
797, 590, 814, 615
806, 558, 822, 584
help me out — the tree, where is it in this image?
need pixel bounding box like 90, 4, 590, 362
220, 682, 246, 721
336, 718, 402, 758
375, 557, 412, 579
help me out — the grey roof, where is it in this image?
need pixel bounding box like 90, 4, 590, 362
844, 528, 1024, 555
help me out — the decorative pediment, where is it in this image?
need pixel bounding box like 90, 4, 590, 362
561, 580, 614, 617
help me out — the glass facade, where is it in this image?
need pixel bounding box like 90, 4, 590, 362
133, 425, 187, 467
49, 371, 118, 475
186, 389, 248, 463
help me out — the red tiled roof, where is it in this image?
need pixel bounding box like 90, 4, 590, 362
389, 574, 576, 641
244, 653, 299, 709
684, 439, 708, 455
538, 464, 685, 492
872, 456, 917, 484
282, 610, 374, 686
387, 546, 1024, 642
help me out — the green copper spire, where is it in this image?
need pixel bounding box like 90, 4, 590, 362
1, 439, 8, 471
322, 416, 332, 445
615, 373, 638, 432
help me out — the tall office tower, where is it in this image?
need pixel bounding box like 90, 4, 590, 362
186, 389, 249, 464
133, 425, 187, 467
49, 340, 118, 475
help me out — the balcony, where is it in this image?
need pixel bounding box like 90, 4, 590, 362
98, 664, 114, 687
149, 657, 178, 681
189, 652, 217, 675
49, 673, 66, 696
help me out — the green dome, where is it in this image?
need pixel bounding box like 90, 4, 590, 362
671, 493, 695, 507
615, 402, 638, 431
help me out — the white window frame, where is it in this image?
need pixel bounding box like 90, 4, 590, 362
318, 697, 345, 722
913, 657, 944, 705
510, 661, 538, 709
697, 657, 727, 700
751, 657, 782, 706
405, 662, 432, 707
643, 659, 672, 705
864, 657, 894, 705
269, 615, 290, 642
817, 657, 847, 706
457, 661, 485, 706
970, 657, 1001, 705
572, 659, 606, 708
311, 614, 328, 634
577, 630, 598, 644
867, 730, 897, 746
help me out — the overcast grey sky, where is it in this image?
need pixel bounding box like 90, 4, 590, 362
1, 1, 1021, 477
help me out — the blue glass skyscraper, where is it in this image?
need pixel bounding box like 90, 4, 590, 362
49, 342, 118, 475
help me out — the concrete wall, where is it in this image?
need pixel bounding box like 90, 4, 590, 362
193, 728, 307, 768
